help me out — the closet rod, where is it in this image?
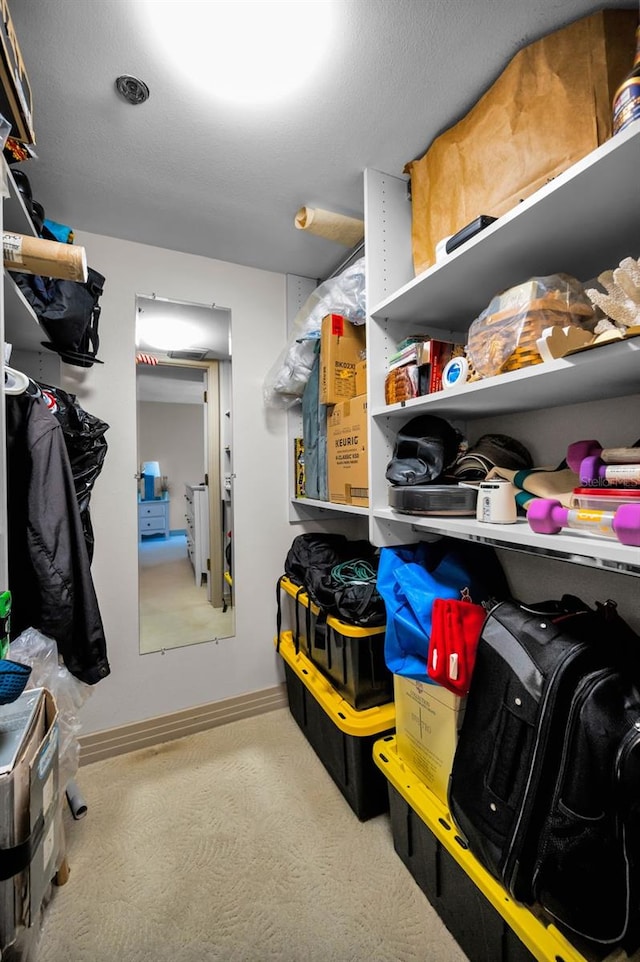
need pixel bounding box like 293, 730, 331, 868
323, 239, 365, 282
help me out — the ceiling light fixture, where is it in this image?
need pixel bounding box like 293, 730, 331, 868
135, 0, 336, 105
115, 75, 150, 105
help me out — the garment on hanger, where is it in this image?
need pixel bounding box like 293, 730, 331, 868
5, 390, 110, 685
36, 381, 109, 564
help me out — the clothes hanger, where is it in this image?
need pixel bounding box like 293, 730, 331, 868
4, 365, 30, 394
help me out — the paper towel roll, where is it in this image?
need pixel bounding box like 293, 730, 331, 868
295, 207, 364, 247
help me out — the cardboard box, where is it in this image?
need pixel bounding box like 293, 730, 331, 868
320, 314, 366, 405
394, 674, 465, 805
0, 0, 35, 144
0, 688, 60, 950
355, 359, 367, 398
327, 395, 368, 507
405, 9, 638, 274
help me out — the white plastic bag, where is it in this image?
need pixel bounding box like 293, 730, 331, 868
263, 256, 366, 408
9, 627, 92, 790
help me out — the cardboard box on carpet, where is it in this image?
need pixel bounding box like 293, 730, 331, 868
0, 687, 60, 951
327, 395, 368, 507
405, 9, 638, 275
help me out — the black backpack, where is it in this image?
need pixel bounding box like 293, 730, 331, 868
277, 535, 385, 652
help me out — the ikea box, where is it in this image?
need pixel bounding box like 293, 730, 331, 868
394, 674, 465, 805
355, 359, 367, 398
320, 314, 366, 405
0, 687, 60, 950
327, 395, 368, 507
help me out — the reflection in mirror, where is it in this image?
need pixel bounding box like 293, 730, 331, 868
135, 294, 234, 654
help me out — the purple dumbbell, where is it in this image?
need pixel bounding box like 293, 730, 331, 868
527, 498, 640, 546
579, 455, 640, 487
567, 440, 640, 474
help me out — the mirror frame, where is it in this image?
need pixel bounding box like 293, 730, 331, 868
137, 356, 227, 618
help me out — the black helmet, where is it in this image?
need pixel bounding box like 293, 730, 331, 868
386, 415, 463, 486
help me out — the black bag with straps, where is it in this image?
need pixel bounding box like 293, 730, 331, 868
276, 534, 385, 654
13, 268, 105, 367
448, 594, 640, 948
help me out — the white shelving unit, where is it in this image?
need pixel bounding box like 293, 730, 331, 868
3, 164, 42, 352
363, 122, 640, 579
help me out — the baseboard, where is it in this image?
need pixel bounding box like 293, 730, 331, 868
78, 684, 288, 766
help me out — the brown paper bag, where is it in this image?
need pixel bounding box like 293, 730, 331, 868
405, 9, 637, 276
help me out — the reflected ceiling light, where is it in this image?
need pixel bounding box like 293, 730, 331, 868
137, 0, 336, 104
136, 315, 202, 352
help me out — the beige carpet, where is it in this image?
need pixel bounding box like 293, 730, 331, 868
139, 534, 234, 653
37, 708, 468, 962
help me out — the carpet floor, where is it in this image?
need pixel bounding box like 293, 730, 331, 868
138, 533, 234, 653
37, 708, 469, 962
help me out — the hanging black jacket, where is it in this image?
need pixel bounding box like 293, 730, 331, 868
5, 391, 110, 685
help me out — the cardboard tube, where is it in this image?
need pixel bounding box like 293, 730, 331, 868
294, 207, 364, 247
3, 232, 88, 282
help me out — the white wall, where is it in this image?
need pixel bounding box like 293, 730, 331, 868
138, 401, 205, 531
62, 232, 294, 734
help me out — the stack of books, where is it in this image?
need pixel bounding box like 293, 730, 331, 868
385, 336, 466, 403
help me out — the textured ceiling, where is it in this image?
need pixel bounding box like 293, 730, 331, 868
10, 0, 637, 281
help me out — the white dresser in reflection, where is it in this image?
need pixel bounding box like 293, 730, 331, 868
138, 493, 170, 539
184, 484, 209, 586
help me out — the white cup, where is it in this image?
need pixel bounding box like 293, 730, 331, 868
476, 480, 517, 524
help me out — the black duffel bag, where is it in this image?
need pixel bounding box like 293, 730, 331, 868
13, 268, 106, 367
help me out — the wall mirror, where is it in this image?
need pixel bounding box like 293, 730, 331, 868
135, 294, 233, 654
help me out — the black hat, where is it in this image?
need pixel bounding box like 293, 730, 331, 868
449, 433, 533, 482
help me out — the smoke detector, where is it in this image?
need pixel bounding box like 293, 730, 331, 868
115, 75, 150, 105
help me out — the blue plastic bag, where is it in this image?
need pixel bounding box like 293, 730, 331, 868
377, 539, 509, 681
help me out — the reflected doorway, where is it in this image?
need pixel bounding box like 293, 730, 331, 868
135, 295, 234, 654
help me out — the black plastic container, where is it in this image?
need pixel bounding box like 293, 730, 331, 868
277, 631, 394, 821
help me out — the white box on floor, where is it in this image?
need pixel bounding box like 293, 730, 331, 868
393, 674, 465, 806
0, 687, 60, 951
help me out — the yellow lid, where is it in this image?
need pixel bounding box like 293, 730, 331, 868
373, 737, 592, 962
279, 576, 320, 615
326, 615, 385, 637
275, 631, 394, 736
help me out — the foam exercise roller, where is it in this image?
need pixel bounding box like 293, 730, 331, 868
566, 439, 640, 473
3, 231, 88, 282
527, 499, 640, 546
579, 456, 640, 487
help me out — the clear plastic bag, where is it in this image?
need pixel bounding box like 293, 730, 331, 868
263, 256, 366, 408
9, 627, 92, 791
466, 273, 595, 378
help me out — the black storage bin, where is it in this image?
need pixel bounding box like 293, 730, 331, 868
276, 631, 394, 821
317, 616, 391, 710
374, 736, 604, 962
